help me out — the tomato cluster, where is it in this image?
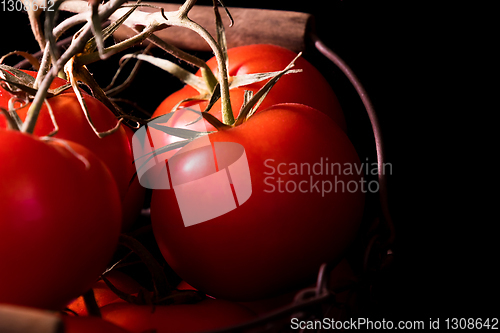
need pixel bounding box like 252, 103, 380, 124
0, 42, 365, 333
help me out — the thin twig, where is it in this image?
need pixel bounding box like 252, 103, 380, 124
22, 0, 130, 134
145, 34, 217, 90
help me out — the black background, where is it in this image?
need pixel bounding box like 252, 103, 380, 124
1, 0, 497, 321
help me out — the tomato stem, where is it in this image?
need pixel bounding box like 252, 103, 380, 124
177, 0, 197, 16
171, 1, 234, 125
34, 13, 88, 89
21, 68, 55, 134
144, 34, 218, 90
186, 20, 233, 124
76, 23, 161, 66
57, 0, 230, 122
22, 0, 130, 134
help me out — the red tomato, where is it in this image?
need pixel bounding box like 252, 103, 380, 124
155, 44, 346, 131
149, 103, 365, 301
100, 299, 256, 333
66, 271, 143, 316
62, 316, 132, 333
0, 70, 143, 230
0, 129, 122, 310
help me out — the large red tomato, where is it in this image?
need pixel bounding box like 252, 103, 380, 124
100, 299, 256, 333
155, 44, 346, 131
0, 70, 144, 230
149, 103, 365, 301
0, 129, 122, 310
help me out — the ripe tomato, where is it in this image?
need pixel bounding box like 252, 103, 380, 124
155, 44, 346, 131
100, 299, 256, 333
0, 70, 143, 230
149, 103, 365, 301
66, 270, 143, 316
0, 129, 122, 310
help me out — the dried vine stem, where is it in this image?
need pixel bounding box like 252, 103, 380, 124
34, 12, 89, 89
21, 0, 132, 134
59, 0, 235, 125
142, 33, 218, 91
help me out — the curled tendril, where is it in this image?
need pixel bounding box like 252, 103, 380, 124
8, 96, 29, 112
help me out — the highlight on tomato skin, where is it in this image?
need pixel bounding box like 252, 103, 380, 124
149, 103, 365, 302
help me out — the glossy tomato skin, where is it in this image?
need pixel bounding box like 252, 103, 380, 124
0, 130, 122, 310
150, 104, 365, 301
0, 71, 143, 230
155, 44, 346, 131
100, 299, 256, 333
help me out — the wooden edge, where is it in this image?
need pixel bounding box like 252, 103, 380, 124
114, 3, 314, 52
0, 304, 63, 333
